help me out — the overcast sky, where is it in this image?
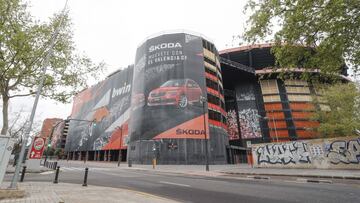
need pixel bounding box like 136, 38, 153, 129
1, 0, 249, 129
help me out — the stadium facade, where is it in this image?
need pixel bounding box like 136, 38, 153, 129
64, 33, 348, 164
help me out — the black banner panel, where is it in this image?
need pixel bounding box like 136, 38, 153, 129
129, 33, 209, 142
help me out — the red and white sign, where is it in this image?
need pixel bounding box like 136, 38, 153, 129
29, 137, 46, 159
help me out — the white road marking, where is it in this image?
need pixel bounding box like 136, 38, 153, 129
159, 181, 191, 187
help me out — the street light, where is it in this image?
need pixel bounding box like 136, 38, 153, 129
85, 120, 96, 163
117, 126, 123, 167
45, 120, 65, 163
260, 113, 279, 142
200, 96, 209, 172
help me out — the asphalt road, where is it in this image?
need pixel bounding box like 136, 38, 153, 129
4, 163, 360, 203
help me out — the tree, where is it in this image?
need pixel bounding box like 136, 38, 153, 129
0, 0, 104, 135
243, 0, 359, 77
312, 83, 360, 137
7, 109, 40, 141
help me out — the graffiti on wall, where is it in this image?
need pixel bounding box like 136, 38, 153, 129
255, 142, 311, 165
235, 83, 262, 139
252, 136, 360, 169
326, 139, 360, 164
226, 109, 240, 140
238, 109, 261, 139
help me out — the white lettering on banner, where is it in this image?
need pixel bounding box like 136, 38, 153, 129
149, 42, 182, 53
112, 83, 131, 98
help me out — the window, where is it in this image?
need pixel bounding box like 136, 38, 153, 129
209, 110, 222, 121
203, 49, 215, 61
285, 86, 310, 94
284, 79, 308, 86
207, 94, 220, 105
260, 80, 279, 94
288, 95, 312, 102
263, 95, 281, 103
206, 78, 218, 91
204, 57, 217, 67
205, 66, 217, 77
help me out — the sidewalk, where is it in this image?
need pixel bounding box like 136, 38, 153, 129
0, 182, 177, 203
5, 165, 52, 174
59, 160, 360, 180
128, 164, 360, 180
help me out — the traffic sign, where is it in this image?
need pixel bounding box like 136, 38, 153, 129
29, 137, 46, 159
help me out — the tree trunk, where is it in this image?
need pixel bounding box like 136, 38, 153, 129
1, 95, 9, 135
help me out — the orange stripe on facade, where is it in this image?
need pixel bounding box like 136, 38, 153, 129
153, 114, 210, 139
205, 72, 218, 82
102, 121, 129, 150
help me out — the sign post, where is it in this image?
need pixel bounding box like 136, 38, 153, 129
29, 137, 46, 159
0, 135, 15, 185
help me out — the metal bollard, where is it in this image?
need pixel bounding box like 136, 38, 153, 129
152, 158, 156, 169
54, 162, 58, 170
53, 166, 60, 184
20, 166, 26, 182
82, 168, 89, 186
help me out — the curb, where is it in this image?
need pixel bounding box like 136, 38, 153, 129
296, 178, 333, 184
221, 172, 360, 180
5, 170, 53, 174
246, 175, 271, 180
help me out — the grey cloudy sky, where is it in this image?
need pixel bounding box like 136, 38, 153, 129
1, 0, 249, 128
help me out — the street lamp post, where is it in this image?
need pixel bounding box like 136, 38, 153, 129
45, 120, 64, 163
261, 114, 279, 142
271, 114, 279, 142
85, 121, 95, 164
200, 96, 209, 172
257, 111, 279, 142
9, 1, 69, 189
117, 126, 123, 167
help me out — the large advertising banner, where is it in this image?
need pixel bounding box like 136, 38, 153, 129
129, 33, 208, 142
66, 67, 133, 151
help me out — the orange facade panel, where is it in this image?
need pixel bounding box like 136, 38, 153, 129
292, 112, 314, 119
205, 72, 218, 82
264, 103, 283, 111
269, 130, 289, 138
266, 112, 285, 119
267, 121, 287, 129
289, 102, 315, 111
294, 121, 320, 128
296, 130, 319, 139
